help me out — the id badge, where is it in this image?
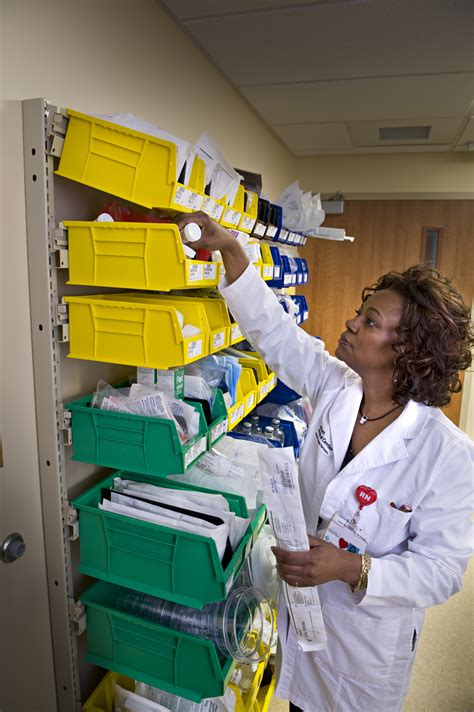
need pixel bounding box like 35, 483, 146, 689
321, 512, 368, 554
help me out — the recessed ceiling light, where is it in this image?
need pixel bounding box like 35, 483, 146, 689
379, 126, 431, 140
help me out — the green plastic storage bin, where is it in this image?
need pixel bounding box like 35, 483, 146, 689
81, 580, 235, 702
206, 388, 228, 447
65, 391, 212, 476
73, 471, 266, 608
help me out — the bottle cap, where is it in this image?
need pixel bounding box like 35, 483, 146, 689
183, 222, 202, 243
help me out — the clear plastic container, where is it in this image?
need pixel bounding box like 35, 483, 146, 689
114, 585, 274, 663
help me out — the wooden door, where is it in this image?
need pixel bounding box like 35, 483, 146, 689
298, 200, 474, 425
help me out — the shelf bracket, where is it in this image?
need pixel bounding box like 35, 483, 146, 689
51, 222, 69, 269
59, 407, 72, 446
63, 502, 79, 541
46, 105, 68, 158
68, 598, 86, 636
53, 298, 69, 343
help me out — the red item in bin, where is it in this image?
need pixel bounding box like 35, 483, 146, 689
100, 202, 173, 223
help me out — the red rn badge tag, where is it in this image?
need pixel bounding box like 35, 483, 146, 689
355, 485, 377, 510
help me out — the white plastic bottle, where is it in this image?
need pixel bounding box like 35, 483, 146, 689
182, 222, 202, 244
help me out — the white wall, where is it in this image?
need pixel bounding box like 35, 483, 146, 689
296, 152, 474, 199
0, 0, 296, 201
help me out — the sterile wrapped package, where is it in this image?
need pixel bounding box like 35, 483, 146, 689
135, 680, 237, 712
113, 680, 171, 711
112, 477, 250, 551
170, 450, 260, 511
100, 495, 230, 561
258, 447, 327, 652
193, 132, 242, 206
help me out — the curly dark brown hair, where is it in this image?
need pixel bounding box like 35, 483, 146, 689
362, 264, 473, 407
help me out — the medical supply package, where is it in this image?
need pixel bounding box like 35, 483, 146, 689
258, 447, 327, 651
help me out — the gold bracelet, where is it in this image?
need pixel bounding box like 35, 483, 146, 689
350, 553, 372, 593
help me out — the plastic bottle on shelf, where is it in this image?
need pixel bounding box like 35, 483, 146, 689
182, 222, 202, 244
271, 418, 285, 445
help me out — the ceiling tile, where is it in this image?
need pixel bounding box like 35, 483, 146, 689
161, 0, 334, 20
347, 117, 465, 147
243, 73, 474, 124
273, 122, 351, 151
169, 0, 474, 85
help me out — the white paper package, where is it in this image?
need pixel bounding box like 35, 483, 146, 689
257, 447, 327, 652
112, 478, 250, 551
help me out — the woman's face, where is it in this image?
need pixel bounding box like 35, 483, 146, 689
335, 288, 405, 378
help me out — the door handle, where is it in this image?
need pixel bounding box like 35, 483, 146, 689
1, 532, 26, 563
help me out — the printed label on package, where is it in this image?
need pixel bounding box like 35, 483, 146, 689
269, 374, 277, 389
284, 274, 292, 286
263, 265, 274, 278
254, 222, 266, 236
184, 436, 207, 467
274, 266, 281, 278
245, 394, 255, 411
188, 263, 204, 282
173, 185, 187, 207
240, 215, 256, 232
231, 324, 242, 341
173, 185, 203, 210
187, 339, 203, 359
204, 263, 217, 281
210, 418, 228, 444
223, 208, 241, 226
304, 310, 309, 321
229, 403, 244, 426
279, 229, 289, 242
212, 331, 225, 350
258, 384, 267, 400
266, 225, 277, 238
202, 196, 224, 220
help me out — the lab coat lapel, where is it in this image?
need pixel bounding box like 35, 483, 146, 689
328, 377, 363, 469
339, 403, 421, 477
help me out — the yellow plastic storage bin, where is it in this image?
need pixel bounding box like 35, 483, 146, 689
227, 379, 246, 430
153, 294, 232, 354
259, 243, 274, 281
84, 671, 134, 712
220, 184, 244, 229
238, 352, 277, 402
240, 368, 258, 416
56, 109, 204, 211
65, 221, 220, 291
238, 190, 259, 234
64, 292, 210, 368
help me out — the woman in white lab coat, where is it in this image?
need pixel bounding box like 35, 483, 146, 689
177, 213, 473, 712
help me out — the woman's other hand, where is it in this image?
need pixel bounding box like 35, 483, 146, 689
175, 211, 249, 283
272, 535, 361, 588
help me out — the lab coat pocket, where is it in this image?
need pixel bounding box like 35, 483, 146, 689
368, 500, 413, 556
320, 601, 401, 682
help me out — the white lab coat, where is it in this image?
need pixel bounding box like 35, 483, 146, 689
220, 264, 473, 712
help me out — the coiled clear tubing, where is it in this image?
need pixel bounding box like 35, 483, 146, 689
114, 585, 275, 662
